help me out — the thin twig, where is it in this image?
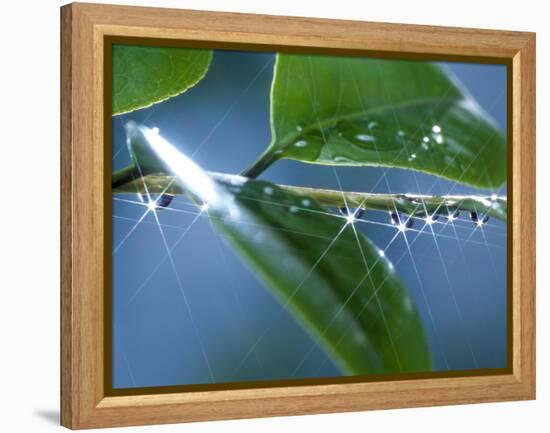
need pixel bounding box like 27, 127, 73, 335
112, 170, 507, 221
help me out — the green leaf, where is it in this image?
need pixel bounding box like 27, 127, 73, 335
112, 45, 212, 115
247, 54, 505, 188
209, 176, 432, 375
123, 123, 432, 375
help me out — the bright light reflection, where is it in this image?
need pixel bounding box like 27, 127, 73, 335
345, 214, 356, 225
140, 125, 221, 208
147, 200, 157, 211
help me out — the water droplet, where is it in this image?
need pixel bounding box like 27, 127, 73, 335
146, 200, 157, 211
368, 121, 378, 130
302, 198, 311, 207
389, 211, 414, 230
446, 208, 460, 221
334, 156, 353, 162
470, 211, 489, 226
432, 125, 441, 133
289, 205, 300, 213
491, 193, 498, 201
339, 207, 364, 220
421, 142, 430, 150
296, 125, 303, 132
434, 134, 444, 144
145, 193, 173, 210
151, 127, 160, 134
285, 133, 323, 160
263, 186, 274, 195
423, 136, 430, 143
397, 130, 405, 137
337, 120, 400, 151
408, 153, 417, 162
225, 175, 247, 186
424, 213, 439, 225
274, 150, 283, 156
378, 249, 385, 258
355, 134, 376, 143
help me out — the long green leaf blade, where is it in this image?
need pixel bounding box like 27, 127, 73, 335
210, 177, 432, 375
123, 123, 432, 375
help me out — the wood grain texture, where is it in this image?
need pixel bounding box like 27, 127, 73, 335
60, 4, 74, 429
511, 34, 536, 396
60, 2, 536, 429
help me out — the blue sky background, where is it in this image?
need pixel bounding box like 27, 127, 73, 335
111, 49, 507, 389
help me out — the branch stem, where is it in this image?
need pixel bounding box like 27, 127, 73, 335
112, 169, 507, 221
240, 150, 278, 178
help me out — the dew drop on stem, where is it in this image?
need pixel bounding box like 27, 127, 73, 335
389, 211, 414, 229
339, 207, 364, 220
470, 211, 489, 226
446, 208, 460, 221
156, 194, 174, 208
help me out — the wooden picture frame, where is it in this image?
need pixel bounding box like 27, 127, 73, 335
60, 2, 536, 429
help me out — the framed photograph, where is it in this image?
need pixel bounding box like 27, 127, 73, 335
60, 3, 535, 429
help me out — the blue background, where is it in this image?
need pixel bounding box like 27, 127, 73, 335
111, 49, 507, 388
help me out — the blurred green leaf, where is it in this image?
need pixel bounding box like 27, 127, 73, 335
246, 54, 505, 189
112, 45, 212, 115
120, 119, 432, 374
206, 176, 432, 375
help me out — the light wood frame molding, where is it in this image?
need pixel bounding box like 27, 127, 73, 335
60, 2, 536, 429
